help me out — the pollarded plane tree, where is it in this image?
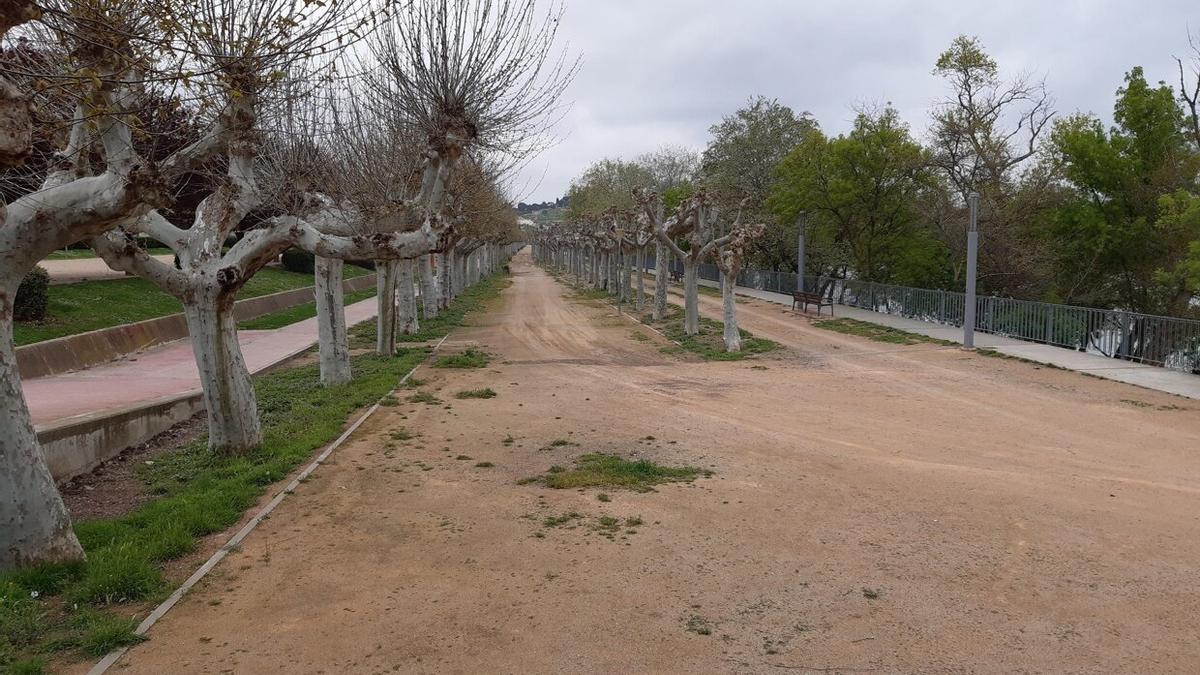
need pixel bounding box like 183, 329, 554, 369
625, 207, 656, 311
311, 87, 432, 359
88, 0, 393, 453
0, 0, 224, 568
639, 188, 758, 339
92, 0, 575, 452
369, 0, 576, 322
712, 202, 765, 352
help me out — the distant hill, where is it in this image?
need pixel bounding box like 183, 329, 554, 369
516, 196, 569, 215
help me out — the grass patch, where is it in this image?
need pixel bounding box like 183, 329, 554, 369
433, 347, 489, 369
238, 288, 376, 331
349, 271, 512, 349
454, 388, 497, 399
685, 614, 713, 635
474, 461, 495, 468
0, 350, 426, 666
44, 246, 174, 260
524, 453, 711, 492
812, 317, 952, 346
542, 512, 583, 528
644, 305, 779, 361
15, 266, 372, 346
557, 277, 778, 362
406, 391, 442, 405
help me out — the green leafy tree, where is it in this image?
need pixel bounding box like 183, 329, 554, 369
1048, 67, 1200, 315
928, 35, 1059, 296
565, 158, 654, 217
770, 106, 951, 286
701, 96, 817, 270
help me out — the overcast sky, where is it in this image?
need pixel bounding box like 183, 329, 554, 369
510, 0, 1196, 203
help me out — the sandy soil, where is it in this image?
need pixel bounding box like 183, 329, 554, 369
110, 250, 1200, 674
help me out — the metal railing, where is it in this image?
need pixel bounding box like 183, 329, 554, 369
647, 256, 1200, 375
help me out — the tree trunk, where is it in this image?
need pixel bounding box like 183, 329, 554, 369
653, 241, 668, 321
721, 272, 741, 352
0, 287, 86, 570
622, 248, 633, 304
439, 251, 452, 308
683, 261, 699, 336
636, 246, 646, 311
419, 254, 438, 319
398, 257, 419, 335
315, 257, 351, 386
183, 289, 263, 454
376, 259, 398, 356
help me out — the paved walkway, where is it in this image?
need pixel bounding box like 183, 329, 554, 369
697, 277, 1200, 400
40, 255, 177, 285
27, 297, 378, 428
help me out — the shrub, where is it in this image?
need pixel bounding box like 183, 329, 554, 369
280, 248, 315, 274
14, 266, 49, 322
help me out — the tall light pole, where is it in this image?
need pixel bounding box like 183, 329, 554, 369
963, 192, 980, 348
795, 211, 807, 292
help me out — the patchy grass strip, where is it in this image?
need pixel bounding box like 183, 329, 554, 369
813, 317, 953, 345
454, 388, 497, 399
522, 453, 711, 492
1, 272, 500, 670
238, 287, 377, 331
434, 347, 490, 369
349, 271, 512, 349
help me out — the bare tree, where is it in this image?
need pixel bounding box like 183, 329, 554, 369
0, 0, 201, 568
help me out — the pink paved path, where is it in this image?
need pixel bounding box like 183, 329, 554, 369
26, 297, 378, 428
41, 255, 177, 284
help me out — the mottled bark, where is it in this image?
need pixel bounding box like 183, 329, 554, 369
376, 259, 399, 355
315, 257, 351, 386
636, 246, 646, 311
419, 254, 438, 319
653, 243, 669, 319
438, 252, 452, 308
721, 273, 741, 352
398, 257, 419, 335
621, 248, 633, 303
683, 263, 700, 335
0, 286, 86, 569
182, 289, 262, 454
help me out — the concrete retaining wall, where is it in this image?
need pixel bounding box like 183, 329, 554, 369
40, 392, 205, 482
17, 273, 376, 380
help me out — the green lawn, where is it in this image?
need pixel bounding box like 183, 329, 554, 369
43, 248, 174, 260
0, 350, 427, 672
237, 288, 378, 331
1, 269, 512, 673
812, 317, 954, 346
14, 266, 372, 346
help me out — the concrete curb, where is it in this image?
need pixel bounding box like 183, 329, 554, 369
38, 303, 380, 484
87, 335, 449, 675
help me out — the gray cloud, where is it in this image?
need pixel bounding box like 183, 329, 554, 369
512, 0, 1195, 202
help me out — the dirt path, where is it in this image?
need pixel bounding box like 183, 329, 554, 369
112, 251, 1200, 674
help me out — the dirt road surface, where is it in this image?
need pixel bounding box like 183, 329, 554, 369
111, 249, 1200, 674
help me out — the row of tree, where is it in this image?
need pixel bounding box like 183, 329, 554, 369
531, 170, 764, 354
554, 35, 1200, 321
1, 0, 569, 570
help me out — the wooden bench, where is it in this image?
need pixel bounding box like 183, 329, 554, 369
791, 291, 834, 316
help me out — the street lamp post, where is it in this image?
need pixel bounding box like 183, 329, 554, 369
963, 192, 980, 348
795, 211, 807, 292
